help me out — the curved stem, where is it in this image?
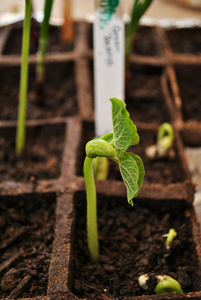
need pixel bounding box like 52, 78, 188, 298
16, 0, 31, 155
84, 156, 99, 263
157, 123, 174, 150
165, 228, 177, 248
155, 277, 183, 294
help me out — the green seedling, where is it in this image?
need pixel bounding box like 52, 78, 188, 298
138, 274, 183, 294
16, 0, 32, 155
163, 228, 177, 249
83, 98, 145, 263
125, 0, 153, 67
35, 0, 54, 104
145, 123, 175, 159
155, 276, 183, 294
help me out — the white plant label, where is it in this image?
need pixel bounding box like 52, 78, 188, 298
93, 0, 124, 137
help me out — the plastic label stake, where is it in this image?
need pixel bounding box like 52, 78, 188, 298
94, 0, 124, 137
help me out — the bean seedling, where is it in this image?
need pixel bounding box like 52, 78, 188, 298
138, 274, 183, 294
155, 275, 183, 294
145, 123, 175, 159
83, 98, 145, 263
163, 228, 177, 249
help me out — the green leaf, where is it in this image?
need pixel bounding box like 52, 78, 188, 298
110, 98, 138, 156
119, 153, 139, 205
131, 153, 145, 190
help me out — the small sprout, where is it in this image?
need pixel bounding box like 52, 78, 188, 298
139, 274, 183, 294
155, 276, 183, 294
163, 228, 177, 249
84, 98, 145, 262
145, 123, 175, 160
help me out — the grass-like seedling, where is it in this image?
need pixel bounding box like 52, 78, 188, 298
125, 0, 153, 67
16, 0, 32, 155
35, 0, 54, 104
83, 98, 145, 263
145, 123, 175, 159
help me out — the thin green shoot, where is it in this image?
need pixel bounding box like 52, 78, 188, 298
35, 0, 54, 104
125, 0, 153, 67
83, 98, 145, 263
155, 276, 183, 294
16, 0, 32, 155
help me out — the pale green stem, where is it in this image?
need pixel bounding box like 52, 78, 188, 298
84, 156, 99, 263
16, 0, 31, 155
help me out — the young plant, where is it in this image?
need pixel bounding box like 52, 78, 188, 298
138, 274, 183, 294
155, 276, 183, 294
125, 0, 153, 67
145, 123, 175, 160
163, 228, 177, 249
35, 0, 54, 104
16, 0, 32, 155
84, 98, 145, 263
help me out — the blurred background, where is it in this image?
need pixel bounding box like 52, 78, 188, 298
0, 0, 201, 27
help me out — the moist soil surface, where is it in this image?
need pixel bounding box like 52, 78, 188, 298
166, 28, 201, 54
0, 123, 65, 181
126, 64, 170, 124
0, 194, 56, 298
72, 193, 197, 299
76, 122, 186, 184
175, 65, 201, 122
0, 61, 77, 120
131, 26, 164, 56
2, 22, 74, 55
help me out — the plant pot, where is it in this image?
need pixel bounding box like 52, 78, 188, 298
0, 19, 200, 299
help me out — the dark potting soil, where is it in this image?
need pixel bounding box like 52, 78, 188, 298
166, 28, 201, 55
132, 26, 164, 56
2, 23, 74, 55
0, 193, 56, 298
126, 64, 170, 124
0, 62, 77, 120
76, 122, 185, 184
72, 193, 197, 299
175, 65, 201, 122
0, 123, 65, 181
